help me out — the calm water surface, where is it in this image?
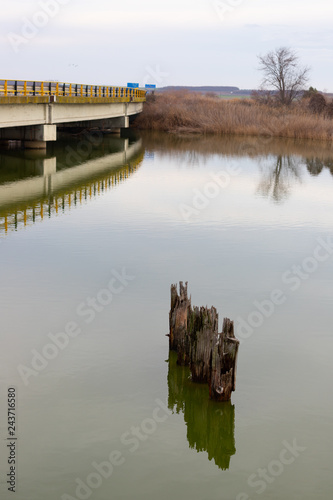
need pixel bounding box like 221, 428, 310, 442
0, 132, 333, 500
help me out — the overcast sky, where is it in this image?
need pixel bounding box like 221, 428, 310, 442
1, 0, 332, 90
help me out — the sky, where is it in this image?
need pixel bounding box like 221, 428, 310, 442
1, 0, 332, 91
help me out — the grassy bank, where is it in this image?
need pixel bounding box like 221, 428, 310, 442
133, 92, 333, 142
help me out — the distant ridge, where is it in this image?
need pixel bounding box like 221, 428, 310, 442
158, 86, 253, 95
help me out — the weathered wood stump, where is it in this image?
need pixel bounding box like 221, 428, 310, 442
169, 281, 192, 365
168, 282, 239, 402
188, 305, 218, 383
209, 318, 239, 402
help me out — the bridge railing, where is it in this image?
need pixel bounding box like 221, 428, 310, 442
0, 80, 146, 101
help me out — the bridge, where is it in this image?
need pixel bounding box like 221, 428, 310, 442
0, 79, 146, 148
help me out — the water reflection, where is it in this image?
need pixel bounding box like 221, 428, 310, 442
256, 155, 302, 203
0, 136, 143, 235
0, 149, 52, 184
139, 130, 333, 161
167, 351, 236, 470
306, 157, 333, 176
140, 131, 333, 204
2, 131, 333, 236
257, 155, 333, 203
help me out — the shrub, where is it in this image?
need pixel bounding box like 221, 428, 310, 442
308, 93, 327, 114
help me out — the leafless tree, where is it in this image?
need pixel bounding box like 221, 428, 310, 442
257, 47, 310, 105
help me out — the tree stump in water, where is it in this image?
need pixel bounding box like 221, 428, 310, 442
168, 282, 239, 402
169, 281, 192, 365
209, 318, 239, 402
188, 305, 218, 383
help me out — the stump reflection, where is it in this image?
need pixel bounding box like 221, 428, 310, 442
167, 351, 236, 470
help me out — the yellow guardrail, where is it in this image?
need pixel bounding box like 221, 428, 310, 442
0, 79, 146, 101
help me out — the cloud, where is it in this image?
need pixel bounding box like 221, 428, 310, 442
214, 0, 333, 27
1, 0, 332, 90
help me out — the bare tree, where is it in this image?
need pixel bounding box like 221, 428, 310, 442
257, 47, 310, 105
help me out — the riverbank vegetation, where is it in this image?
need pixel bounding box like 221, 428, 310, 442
133, 91, 333, 142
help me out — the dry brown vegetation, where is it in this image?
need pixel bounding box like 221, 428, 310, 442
133, 91, 333, 142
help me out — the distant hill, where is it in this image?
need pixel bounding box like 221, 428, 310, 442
158, 86, 253, 95
155, 86, 331, 97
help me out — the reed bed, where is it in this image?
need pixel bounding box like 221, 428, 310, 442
133, 92, 333, 142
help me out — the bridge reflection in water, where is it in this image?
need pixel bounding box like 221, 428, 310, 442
167, 351, 236, 471
0, 136, 144, 236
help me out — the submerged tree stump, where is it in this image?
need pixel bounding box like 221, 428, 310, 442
168, 282, 239, 402
188, 305, 218, 383
209, 318, 239, 402
169, 281, 192, 365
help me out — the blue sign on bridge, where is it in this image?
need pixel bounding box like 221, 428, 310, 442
127, 83, 139, 88
145, 84, 156, 89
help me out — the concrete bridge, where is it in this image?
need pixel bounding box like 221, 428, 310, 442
0, 79, 146, 148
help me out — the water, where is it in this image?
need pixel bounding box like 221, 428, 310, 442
0, 131, 333, 500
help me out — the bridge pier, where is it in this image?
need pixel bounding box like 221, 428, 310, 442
0, 124, 57, 149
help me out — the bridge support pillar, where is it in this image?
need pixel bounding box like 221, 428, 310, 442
110, 116, 129, 129
0, 125, 57, 149
107, 116, 129, 136
24, 125, 57, 149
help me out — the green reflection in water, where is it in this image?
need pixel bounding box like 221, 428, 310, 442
0, 150, 45, 184
0, 136, 143, 236
167, 351, 236, 471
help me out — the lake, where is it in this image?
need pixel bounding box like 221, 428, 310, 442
0, 131, 332, 500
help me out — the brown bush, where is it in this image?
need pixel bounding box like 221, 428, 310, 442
326, 101, 333, 119
308, 93, 327, 114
